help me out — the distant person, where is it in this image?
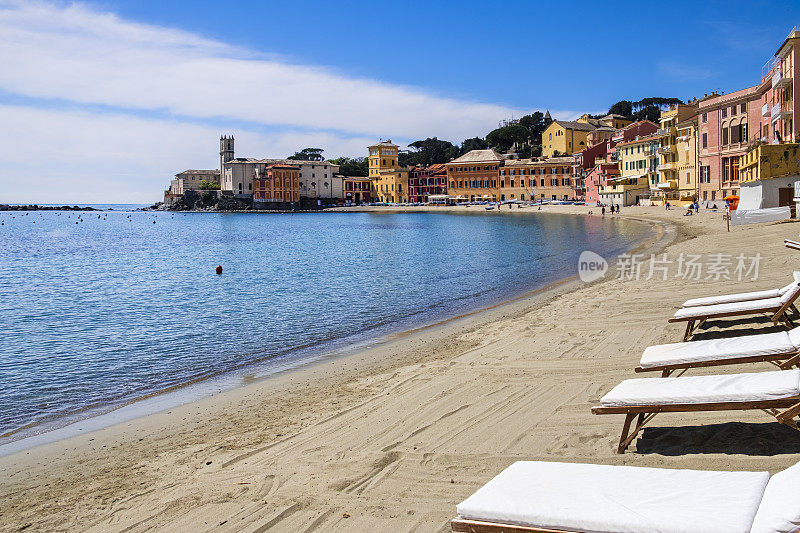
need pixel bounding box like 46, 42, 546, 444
665, 201, 670, 210
684, 207, 693, 216
602, 206, 606, 216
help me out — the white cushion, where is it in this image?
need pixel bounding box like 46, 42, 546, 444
751, 461, 800, 533
640, 332, 795, 369
456, 461, 768, 533
781, 282, 800, 304
788, 326, 800, 348
674, 297, 782, 320
683, 288, 783, 308
600, 369, 800, 407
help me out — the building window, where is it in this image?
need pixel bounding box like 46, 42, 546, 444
721, 108, 727, 118
702, 132, 708, 149
722, 128, 728, 145
740, 102, 747, 114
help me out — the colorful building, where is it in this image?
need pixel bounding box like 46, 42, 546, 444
738, 143, 800, 210
758, 30, 800, 145
500, 157, 575, 202
696, 87, 761, 203
368, 140, 409, 203
654, 102, 698, 205
409, 164, 447, 203
584, 162, 619, 205
343, 176, 373, 204
445, 149, 503, 202
675, 115, 699, 205
542, 120, 596, 157
602, 135, 658, 206
252, 164, 300, 204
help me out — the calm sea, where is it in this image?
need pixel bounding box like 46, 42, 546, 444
0, 207, 652, 441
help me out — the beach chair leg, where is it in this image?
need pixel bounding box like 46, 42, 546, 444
776, 402, 800, 429
682, 320, 695, 341
779, 354, 800, 369
616, 412, 657, 454
617, 413, 636, 454
660, 369, 672, 377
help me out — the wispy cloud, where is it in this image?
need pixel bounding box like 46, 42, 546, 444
0, 104, 375, 204
0, 0, 532, 140
0, 0, 584, 203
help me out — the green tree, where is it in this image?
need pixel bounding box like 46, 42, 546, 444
460, 137, 488, 154
329, 157, 368, 176
402, 137, 460, 167
288, 148, 325, 161
199, 180, 220, 190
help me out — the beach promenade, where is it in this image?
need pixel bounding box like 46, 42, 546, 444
2, 206, 800, 532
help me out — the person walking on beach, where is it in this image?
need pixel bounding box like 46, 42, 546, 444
601, 206, 606, 216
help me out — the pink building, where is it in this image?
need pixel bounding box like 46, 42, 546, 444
585, 162, 619, 205
696, 87, 761, 203
757, 30, 800, 145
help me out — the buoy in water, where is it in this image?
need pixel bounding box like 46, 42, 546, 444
215, 265, 223, 275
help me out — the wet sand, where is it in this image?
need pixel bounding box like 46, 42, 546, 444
2, 205, 799, 532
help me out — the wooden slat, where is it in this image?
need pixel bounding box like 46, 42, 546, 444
591, 398, 800, 415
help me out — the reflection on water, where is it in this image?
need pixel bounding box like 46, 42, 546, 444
0, 209, 651, 437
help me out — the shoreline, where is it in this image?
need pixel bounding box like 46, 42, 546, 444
0, 207, 659, 457
6, 205, 796, 532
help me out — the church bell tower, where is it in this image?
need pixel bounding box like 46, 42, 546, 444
220, 135, 234, 172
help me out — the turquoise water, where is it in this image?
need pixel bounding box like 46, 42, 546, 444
0, 208, 651, 439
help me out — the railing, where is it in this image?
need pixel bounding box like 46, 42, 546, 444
657, 162, 677, 171
762, 103, 771, 117
657, 146, 674, 155
773, 69, 792, 89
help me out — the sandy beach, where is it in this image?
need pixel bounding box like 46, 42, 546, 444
2, 205, 800, 532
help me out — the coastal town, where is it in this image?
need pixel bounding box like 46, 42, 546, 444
163, 29, 800, 214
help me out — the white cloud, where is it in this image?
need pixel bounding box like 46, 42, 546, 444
0, 104, 374, 204
0, 1, 582, 203
0, 0, 543, 141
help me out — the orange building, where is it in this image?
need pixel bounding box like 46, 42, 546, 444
445, 149, 503, 202
500, 157, 576, 202
253, 164, 300, 203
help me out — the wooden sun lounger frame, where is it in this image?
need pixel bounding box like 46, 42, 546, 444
592, 397, 800, 454
668, 296, 800, 341
786, 239, 800, 251
634, 351, 800, 377
451, 518, 579, 532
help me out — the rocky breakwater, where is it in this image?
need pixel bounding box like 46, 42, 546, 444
0, 204, 99, 211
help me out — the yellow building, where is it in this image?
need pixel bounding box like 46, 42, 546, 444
368, 140, 409, 203
602, 134, 659, 206
675, 117, 699, 205
738, 143, 800, 210
655, 102, 698, 205
542, 120, 596, 158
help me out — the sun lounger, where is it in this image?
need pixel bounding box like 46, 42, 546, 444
681, 280, 796, 308
592, 369, 800, 453
785, 238, 800, 251
452, 460, 800, 533
636, 327, 800, 376
669, 273, 800, 341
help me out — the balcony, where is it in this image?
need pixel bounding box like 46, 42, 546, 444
656, 126, 676, 137
657, 162, 677, 171
762, 102, 771, 117
773, 69, 792, 90
772, 102, 792, 122
657, 145, 675, 155
656, 180, 678, 190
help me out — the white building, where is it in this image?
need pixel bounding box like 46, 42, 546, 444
218, 136, 341, 200
164, 169, 219, 204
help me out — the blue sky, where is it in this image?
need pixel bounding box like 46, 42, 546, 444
0, 0, 798, 203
